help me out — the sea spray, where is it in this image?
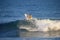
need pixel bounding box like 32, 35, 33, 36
18, 18, 60, 32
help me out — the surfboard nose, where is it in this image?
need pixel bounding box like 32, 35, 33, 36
24, 14, 32, 20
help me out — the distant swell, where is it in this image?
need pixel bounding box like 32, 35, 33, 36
18, 18, 60, 32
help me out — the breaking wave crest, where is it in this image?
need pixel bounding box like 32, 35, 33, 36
18, 18, 60, 32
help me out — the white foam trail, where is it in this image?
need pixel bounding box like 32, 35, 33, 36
19, 18, 60, 32
33, 18, 60, 32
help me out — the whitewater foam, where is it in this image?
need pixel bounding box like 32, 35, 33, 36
19, 18, 60, 32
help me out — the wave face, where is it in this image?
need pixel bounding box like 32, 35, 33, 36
18, 18, 60, 32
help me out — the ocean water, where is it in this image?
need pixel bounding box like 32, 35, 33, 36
0, 0, 60, 40
0, 0, 60, 23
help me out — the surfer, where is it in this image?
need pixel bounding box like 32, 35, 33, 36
24, 13, 32, 20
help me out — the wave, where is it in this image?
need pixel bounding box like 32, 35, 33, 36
18, 18, 60, 32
